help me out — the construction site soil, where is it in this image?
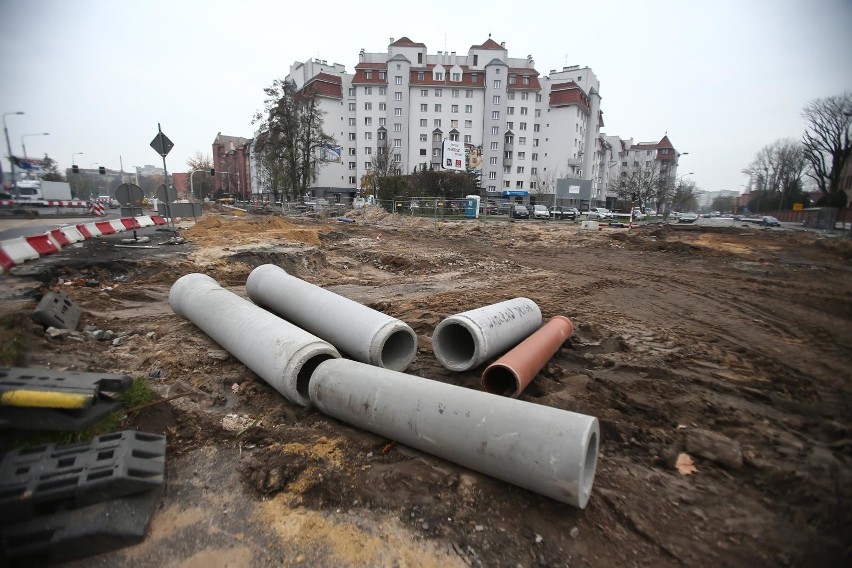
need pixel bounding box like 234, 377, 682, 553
2, 206, 851, 567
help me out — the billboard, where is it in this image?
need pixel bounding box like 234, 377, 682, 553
320, 144, 342, 162
465, 144, 483, 172
442, 140, 465, 171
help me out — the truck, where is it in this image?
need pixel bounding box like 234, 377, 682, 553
13, 180, 73, 204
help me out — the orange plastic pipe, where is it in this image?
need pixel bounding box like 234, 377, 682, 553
481, 316, 574, 397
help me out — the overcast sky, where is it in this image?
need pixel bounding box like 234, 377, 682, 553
1, 0, 850, 194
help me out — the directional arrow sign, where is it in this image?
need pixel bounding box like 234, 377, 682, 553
150, 131, 174, 157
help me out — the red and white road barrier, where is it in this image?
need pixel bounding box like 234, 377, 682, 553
89, 201, 106, 217
44, 200, 88, 207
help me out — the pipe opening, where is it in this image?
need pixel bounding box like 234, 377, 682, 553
581, 431, 599, 501
297, 354, 337, 400
381, 329, 417, 370
433, 322, 475, 368
481, 365, 519, 396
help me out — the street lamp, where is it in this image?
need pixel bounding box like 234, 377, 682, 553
190, 168, 215, 200
3, 111, 25, 197
72, 152, 84, 166
21, 132, 49, 159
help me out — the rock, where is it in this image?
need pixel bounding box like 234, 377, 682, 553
45, 326, 70, 339
685, 428, 743, 469
421, 522, 429, 530
112, 337, 125, 346
570, 527, 579, 539
83, 325, 98, 332
146, 331, 156, 340
208, 349, 230, 361
475, 524, 484, 532
534, 533, 543, 544
103, 330, 116, 341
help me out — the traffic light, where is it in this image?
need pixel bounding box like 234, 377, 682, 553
210, 168, 215, 176
72, 165, 79, 174
98, 166, 106, 175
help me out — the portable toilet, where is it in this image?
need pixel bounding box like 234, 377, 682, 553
464, 195, 480, 218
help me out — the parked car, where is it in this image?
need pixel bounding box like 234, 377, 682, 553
511, 205, 530, 219
550, 206, 578, 220
532, 205, 550, 219
678, 212, 698, 223
585, 207, 612, 220
760, 216, 781, 227
631, 208, 646, 220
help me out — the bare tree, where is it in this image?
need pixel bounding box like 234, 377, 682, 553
743, 139, 808, 210
360, 139, 396, 197
671, 178, 699, 213
617, 160, 664, 210
532, 170, 558, 207
802, 92, 852, 204
186, 152, 215, 200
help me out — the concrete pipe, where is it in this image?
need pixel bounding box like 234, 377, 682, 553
246, 264, 417, 372
169, 273, 340, 406
309, 358, 599, 508
432, 297, 542, 372
482, 316, 575, 398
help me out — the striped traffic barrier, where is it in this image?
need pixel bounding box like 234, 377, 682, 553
59, 225, 86, 244
48, 229, 70, 247
25, 234, 61, 256
0, 249, 14, 273
120, 218, 142, 230
88, 201, 106, 217
107, 219, 127, 233
151, 215, 167, 225
75, 224, 93, 239
94, 221, 115, 235
135, 215, 155, 227
0, 237, 40, 265
81, 222, 102, 238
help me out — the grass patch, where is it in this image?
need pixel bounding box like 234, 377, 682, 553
0, 313, 28, 366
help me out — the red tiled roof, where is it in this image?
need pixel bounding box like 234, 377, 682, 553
508, 67, 539, 76
390, 36, 426, 48
657, 135, 673, 149
313, 72, 342, 85
352, 68, 388, 85
354, 62, 388, 69
302, 79, 342, 99
548, 82, 589, 111
506, 68, 541, 91
471, 38, 504, 50
410, 69, 484, 87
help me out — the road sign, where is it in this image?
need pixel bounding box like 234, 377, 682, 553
150, 131, 174, 157
155, 183, 177, 204
115, 183, 144, 206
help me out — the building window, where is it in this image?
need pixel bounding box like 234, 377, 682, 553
465, 120, 472, 128
420, 148, 427, 156
379, 87, 386, 95
433, 132, 442, 142
516, 181, 523, 189
531, 167, 537, 175
394, 107, 402, 116
493, 95, 501, 104
435, 104, 442, 112
418, 72, 425, 81
521, 91, 529, 100
536, 93, 542, 102
379, 117, 386, 126
394, 154, 402, 163
435, 72, 443, 81
465, 105, 473, 113
349, 176, 356, 184
503, 180, 511, 188
365, 132, 372, 140
517, 166, 524, 174
421, 104, 428, 112
532, 153, 538, 161
365, 161, 372, 169
418, 52, 423, 64
392, 75, 400, 84
489, 171, 497, 180
509, 75, 516, 84
490, 156, 498, 165
520, 107, 528, 115
433, 147, 441, 155
365, 87, 372, 95
348, 118, 356, 126
365, 117, 372, 126
451, 119, 458, 128
530, 181, 537, 189
464, 134, 472, 143
349, 147, 356, 155
533, 123, 540, 131
394, 138, 402, 147
493, 80, 501, 89
518, 151, 525, 159
473, 55, 478, 66
366, 71, 372, 79
518, 137, 526, 145
365, 147, 372, 155
394, 92, 402, 101
492, 111, 500, 120
466, 89, 473, 98
420, 133, 427, 142
491, 126, 499, 135
420, 119, 428, 127
519, 122, 527, 131
434, 119, 442, 127
349, 103, 356, 111
452, 104, 459, 113
506, 122, 513, 130
365, 102, 372, 110
379, 71, 386, 80
349, 162, 356, 169
348, 133, 356, 141
490, 141, 498, 150
504, 151, 513, 159
450, 132, 459, 141
394, 123, 402, 132
508, 92, 515, 100
507, 107, 515, 115
435, 89, 442, 97
348, 88, 355, 96
503, 165, 511, 174
452, 89, 460, 98
378, 102, 386, 111
452, 73, 461, 81
421, 89, 428, 97
505, 134, 513, 145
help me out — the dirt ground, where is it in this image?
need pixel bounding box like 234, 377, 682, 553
2, 206, 851, 567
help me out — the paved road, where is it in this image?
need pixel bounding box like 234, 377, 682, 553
0, 211, 121, 240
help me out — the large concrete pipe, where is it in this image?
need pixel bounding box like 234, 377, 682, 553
482, 316, 575, 398
309, 358, 599, 508
246, 264, 417, 372
169, 273, 340, 406
432, 297, 542, 372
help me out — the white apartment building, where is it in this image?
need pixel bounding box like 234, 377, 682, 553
260, 37, 605, 205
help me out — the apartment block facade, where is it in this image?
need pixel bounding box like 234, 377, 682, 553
246, 36, 677, 210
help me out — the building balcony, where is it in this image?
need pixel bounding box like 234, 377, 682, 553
567, 158, 582, 167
